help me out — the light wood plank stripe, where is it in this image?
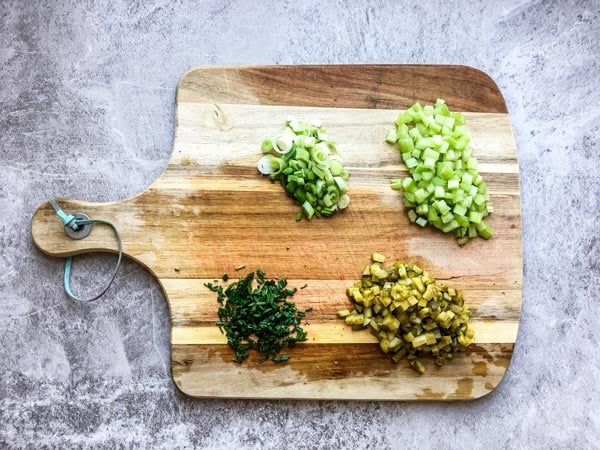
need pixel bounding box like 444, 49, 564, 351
171, 319, 518, 345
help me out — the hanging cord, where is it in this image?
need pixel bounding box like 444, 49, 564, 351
49, 200, 123, 303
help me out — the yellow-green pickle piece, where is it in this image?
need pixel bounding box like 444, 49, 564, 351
339, 253, 474, 374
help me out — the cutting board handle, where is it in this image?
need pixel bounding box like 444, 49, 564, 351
31, 198, 132, 258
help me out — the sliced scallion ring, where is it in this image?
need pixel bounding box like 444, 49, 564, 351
257, 117, 351, 220
337, 193, 350, 209
261, 138, 274, 154
257, 155, 281, 175
316, 131, 328, 141
333, 176, 348, 194
330, 160, 343, 176
311, 146, 329, 166
273, 133, 294, 154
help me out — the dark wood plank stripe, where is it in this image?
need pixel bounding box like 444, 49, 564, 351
178, 65, 508, 113
171, 342, 513, 400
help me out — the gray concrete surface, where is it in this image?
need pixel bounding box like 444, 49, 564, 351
1, 1, 599, 448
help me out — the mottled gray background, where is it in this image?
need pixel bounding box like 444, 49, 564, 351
1, 0, 599, 448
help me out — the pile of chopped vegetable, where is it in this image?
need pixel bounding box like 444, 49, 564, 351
338, 253, 474, 374
205, 269, 311, 363
258, 117, 351, 220
386, 99, 493, 245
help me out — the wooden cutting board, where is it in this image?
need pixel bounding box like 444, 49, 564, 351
31, 65, 522, 400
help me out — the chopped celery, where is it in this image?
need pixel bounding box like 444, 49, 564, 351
398, 137, 414, 152
387, 100, 494, 244
390, 179, 403, 191
386, 129, 398, 144
405, 157, 419, 169
338, 255, 474, 374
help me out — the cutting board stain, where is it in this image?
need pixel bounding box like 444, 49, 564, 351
455, 378, 474, 397
492, 356, 510, 369
416, 388, 445, 399
468, 344, 494, 363
472, 361, 489, 377
31, 65, 522, 400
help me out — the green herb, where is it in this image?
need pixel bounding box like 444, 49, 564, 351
257, 117, 351, 220
205, 270, 310, 363
387, 99, 493, 244
221, 274, 229, 282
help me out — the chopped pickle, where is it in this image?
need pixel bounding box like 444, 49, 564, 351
338, 253, 474, 374
371, 252, 386, 263
345, 313, 365, 326
337, 309, 351, 318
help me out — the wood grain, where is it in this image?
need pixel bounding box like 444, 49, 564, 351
31, 65, 522, 400
177, 65, 508, 113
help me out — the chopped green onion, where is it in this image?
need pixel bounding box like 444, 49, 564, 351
257, 155, 281, 175
330, 160, 343, 176
337, 193, 350, 209
333, 176, 348, 194
387, 100, 494, 244
261, 138, 274, 153
302, 201, 315, 219
258, 117, 351, 220
274, 132, 294, 154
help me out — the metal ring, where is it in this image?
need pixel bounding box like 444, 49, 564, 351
64, 213, 93, 240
